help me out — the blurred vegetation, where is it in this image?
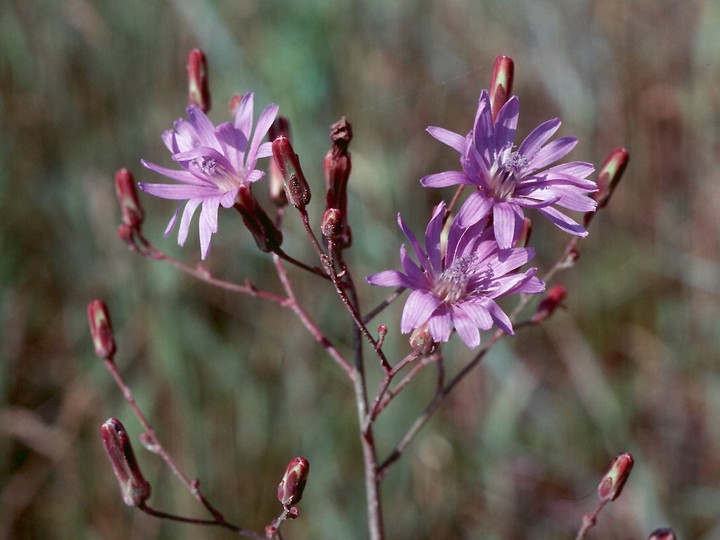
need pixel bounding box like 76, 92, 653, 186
2, 0, 720, 538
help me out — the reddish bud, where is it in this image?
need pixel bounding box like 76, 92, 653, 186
228, 93, 242, 116
515, 217, 532, 248
114, 168, 143, 230
597, 452, 634, 502
87, 300, 116, 360
271, 136, 311, 209
409, 324, 436, 355
321, 208, 343, 239
234, 185, 283, 252
647, 528, 677, 540
267, 117, 291, 207
277, 457, 309, 508
594, 147, 629, 209
187, 48, 210, 112
323, 118, 353, 249
532, 285, 567, 324
100, 418, 151, 506
489, 56, 514, 123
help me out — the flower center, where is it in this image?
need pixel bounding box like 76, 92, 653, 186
489, 148, 527, 200
194, 156, 239, 191
435, 254, 478, 304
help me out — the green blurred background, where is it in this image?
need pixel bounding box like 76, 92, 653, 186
2, 0, 720, 538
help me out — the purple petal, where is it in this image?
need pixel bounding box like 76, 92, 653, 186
526, 136, 577, 172
544, 161, 594, 178
420, 170, 471, 188
138, 182, 217, 200
493, 202, 522, 249
456, 191, 494, 227
248, 103, 279, 166
494, 96, 519, 151
401, 290, 441, 334
163, 204, 181, 235
177, 198, 202, 246
424, 203, 446, 271
186, 106, 220, 149
366, 269, 411, 288
537, 206, 588, 237
484, 299, 514, 335
517, 118, 561, 158
398, 213, 432, 275
428, 308, 453, 343
472, 90, 494, 154
451, 307, 481, 347
234, 92, 254, 138
427, 126, 467, 154
141, 160, 208, 185
457, 302, 493, 331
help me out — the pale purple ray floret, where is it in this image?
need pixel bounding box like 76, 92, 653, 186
366, 202, 545, 348
138, 93, 279, 259
420, 89, 597, 249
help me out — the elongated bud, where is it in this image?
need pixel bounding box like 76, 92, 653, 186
187, 48, 210, 112
585, 147, 630, 227
597, 452, 634, 502
324, 118, 353, 249
267, 117, 291, 207
228, 93, 242, 117
515, 217, 532, 248
647, 528, 676, 540
272, 136, 311, 210
277, 457, 309, 508
115, 168, 143, 230
490, 56, 514, 123
234, 185, 283, 252
101, 418, 152, 506
532, 285, 567, 324
88, 300, 116, 360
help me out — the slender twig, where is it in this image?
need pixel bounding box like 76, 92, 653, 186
362, 287, 406, 324
138, 503, 264, 539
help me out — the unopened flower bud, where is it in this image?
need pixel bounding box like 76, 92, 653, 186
87, 300, 116, 360
489, 56, 514, 123
321, 208, 343, 239
100, 418, 152, 506
585, 147, 630, 228
646, 528, 677, 540
409, 323, 436, 355
234, 185, 283, 252
597, 452, 634, 502
267, 117, 291, 207
324, 118, 353, 249
187, 48, 210, 112
272, 136, 311, 210
594, 147, 629, 209
515, 217, 532, 248
532, 285, 567, 324
115, 168, 144, 229
277, 457, 309, 508
228, 93, 242, 116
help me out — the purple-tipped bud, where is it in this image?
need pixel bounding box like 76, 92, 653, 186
532, 285, 567, 324
324, 118, 353, 249
187, 48, 210, 112
321, 208, 343, 240
271, 136, 311, 210
100, 418, 152, 506
87, 300, 116, 360
598, 452, 634, 502
646, 528, 677, 540
489, 56, 514, 123
114, 168, 144, 230
234, 185, 283, 252
277, 457, 309, 508
267, 117, 292, 207
594, 147, 629, 209
409, 324, 436, 355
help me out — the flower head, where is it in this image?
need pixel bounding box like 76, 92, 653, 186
138, 93, 278, 259
366, 203, 544, 348
420, 90, 597, 248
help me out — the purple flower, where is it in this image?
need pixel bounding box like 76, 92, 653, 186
138, 93, 279, 259
366, 203, 544, 348
420, 89, 597, 248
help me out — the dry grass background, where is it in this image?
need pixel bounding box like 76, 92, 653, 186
2, 0, 720, 538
